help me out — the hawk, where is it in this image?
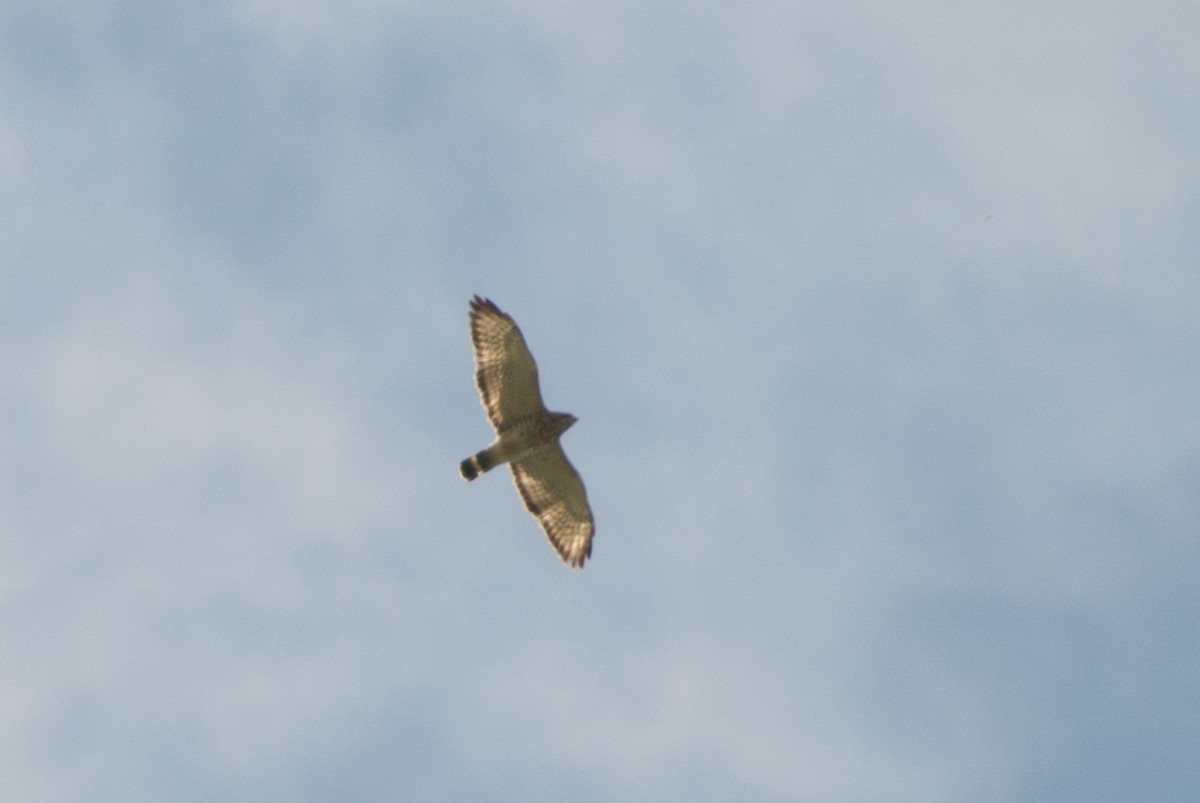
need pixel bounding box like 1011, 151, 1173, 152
459, 296, 594, 568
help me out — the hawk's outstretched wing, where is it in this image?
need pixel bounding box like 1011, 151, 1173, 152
469, 295, 545, 431
511, 445, 594, 568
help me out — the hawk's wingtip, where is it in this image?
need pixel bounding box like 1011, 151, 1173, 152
469, 295, 503, 316
564, 544, 592, 570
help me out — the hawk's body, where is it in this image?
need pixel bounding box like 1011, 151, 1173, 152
460, 296, 594, 568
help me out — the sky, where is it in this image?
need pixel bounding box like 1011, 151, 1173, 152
2, 1, 1198, 801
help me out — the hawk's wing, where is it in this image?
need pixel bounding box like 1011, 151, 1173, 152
511, 446, 594, 568
469, 296, 545, 431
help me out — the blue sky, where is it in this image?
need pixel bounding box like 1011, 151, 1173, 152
2, 2, 1198, 800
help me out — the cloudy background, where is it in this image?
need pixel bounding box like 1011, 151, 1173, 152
2, 1, 1198, 800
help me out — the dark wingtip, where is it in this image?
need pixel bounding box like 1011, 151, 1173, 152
560, 537, 592, 569
469, 295, 501, 316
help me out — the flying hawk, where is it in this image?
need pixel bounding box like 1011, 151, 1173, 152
459, 296, 594, 568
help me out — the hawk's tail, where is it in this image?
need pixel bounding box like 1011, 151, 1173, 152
460, 449, 498, 481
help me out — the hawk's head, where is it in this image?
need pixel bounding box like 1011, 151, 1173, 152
549, 411, 577, 438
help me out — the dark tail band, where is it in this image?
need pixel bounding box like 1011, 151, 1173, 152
459, 450, 496, 481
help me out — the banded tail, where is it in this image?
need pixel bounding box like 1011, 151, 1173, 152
460, 448, 498, 481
